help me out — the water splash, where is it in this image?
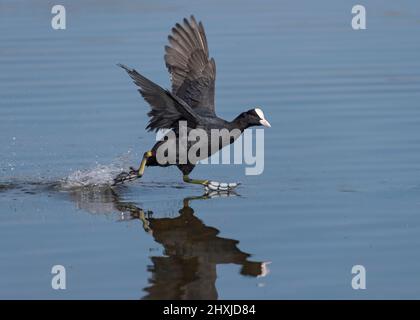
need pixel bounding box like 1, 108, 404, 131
59, 152, 133, 189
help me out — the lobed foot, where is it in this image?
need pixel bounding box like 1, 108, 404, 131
204, 181, 240, 192
112, 168, 140, 185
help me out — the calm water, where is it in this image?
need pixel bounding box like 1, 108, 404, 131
1, 0, 420, 299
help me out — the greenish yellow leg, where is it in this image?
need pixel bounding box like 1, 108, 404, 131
183, 176, 240, 192
132, 151, 153, 177
183, 175, 209, 185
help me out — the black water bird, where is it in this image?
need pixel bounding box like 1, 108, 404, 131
115, 16, 271, 190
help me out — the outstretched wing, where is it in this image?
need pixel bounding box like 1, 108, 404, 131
118, 64, 201, 132
165, 15, 216, 113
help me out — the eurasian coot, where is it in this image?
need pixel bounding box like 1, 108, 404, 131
114, 16, 270, 191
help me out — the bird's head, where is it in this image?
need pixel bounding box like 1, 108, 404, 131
243, 107, 271, 128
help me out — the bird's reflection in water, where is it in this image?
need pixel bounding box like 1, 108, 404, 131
65, 187, 268, 300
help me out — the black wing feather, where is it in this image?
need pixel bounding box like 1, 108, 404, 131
164, 15, 216, 113
118, 64, 200, 131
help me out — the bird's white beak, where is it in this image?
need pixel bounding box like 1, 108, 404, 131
255, 108, 271, 128
259, 119, 271, 128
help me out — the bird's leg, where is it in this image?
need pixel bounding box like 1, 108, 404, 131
183, 175, 209, 185
130, 151, 153, 177
113, 151, 152, 185
183, 175, 240, 192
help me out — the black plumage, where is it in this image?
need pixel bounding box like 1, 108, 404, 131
115, 15, 270, 190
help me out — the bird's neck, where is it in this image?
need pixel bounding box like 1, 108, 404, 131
229, 114, 250, 131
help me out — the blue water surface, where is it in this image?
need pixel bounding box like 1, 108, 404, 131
1, 0, 420, 299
